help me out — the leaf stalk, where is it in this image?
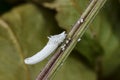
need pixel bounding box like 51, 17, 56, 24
36, 0, 107, 80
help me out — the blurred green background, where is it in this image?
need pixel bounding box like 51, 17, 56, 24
0, 0, 120, 80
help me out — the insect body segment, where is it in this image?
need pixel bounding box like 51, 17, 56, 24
24, 31, 66, 65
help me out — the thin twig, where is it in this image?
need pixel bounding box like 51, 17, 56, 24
95, 56, 103, 80
36, 0, 107, 80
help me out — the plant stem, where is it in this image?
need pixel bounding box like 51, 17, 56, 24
36, 0, 107, 80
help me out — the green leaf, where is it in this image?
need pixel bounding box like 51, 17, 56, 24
54, 52, 96, 80
88, 14, 120, 76
43, 0, 120, 79
0, 3, 60, 80
0, 0, 120, 80
43, 0, 89, 32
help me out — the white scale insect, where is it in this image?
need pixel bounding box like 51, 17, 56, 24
24, 31, 66, 65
